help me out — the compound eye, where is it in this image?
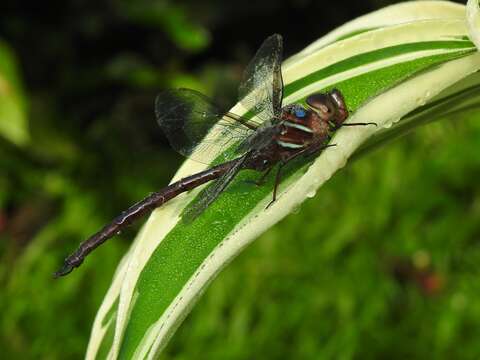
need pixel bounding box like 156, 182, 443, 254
294, 107, 306, 118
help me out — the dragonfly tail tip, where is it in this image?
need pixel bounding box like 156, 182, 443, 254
53, 262, 74, 279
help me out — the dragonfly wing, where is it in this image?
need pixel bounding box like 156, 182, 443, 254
238, 34, 284, 124
155, 89, 258, 164
236, 123, 279, 155
182, 155, 247, 222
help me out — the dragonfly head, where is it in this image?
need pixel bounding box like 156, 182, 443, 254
306, 89, 349, 128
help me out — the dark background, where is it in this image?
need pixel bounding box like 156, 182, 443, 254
3, 0, 480, 359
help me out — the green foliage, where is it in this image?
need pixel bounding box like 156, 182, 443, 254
0, 40, 28, 145
118, 1, 210, 51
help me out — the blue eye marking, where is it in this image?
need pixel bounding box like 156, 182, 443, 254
294, 108, 306, 118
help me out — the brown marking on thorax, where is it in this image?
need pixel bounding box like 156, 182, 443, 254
278, 111, 313, 146
305, 111, 330, 141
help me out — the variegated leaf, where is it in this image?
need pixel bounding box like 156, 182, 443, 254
87, 1, 480, 359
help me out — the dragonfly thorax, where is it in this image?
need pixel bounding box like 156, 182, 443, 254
275, 104, 330, 151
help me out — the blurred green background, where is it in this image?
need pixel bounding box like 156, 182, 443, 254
2, 0, 480, 359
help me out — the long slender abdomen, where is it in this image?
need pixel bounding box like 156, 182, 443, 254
54, 159, 238, 278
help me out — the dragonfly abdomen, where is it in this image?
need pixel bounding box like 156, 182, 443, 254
54, 159, 239, 277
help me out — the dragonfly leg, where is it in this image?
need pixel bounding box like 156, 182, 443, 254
256, 166, 275, 186
340, 122, 377, 127
243, 166, 274, 186
265, 142, 337, 209
266, 163, 284, 209
302, 143, 336, 159
258, 166, 274, 184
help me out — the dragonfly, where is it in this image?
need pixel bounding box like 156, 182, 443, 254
54, 34, 375, 278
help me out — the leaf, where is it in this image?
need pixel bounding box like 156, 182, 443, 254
118, 1, 210, 52
86, 1, 480, 359
0, 40, 28, 146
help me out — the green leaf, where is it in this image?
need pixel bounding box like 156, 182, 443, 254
86, 1, 480, 359
118, 1, 210, 52
0, 40, 28, 146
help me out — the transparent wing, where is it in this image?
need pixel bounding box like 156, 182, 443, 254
236, 122, 280, 155
238, 34, 284, 124
155, 89, 259, 164
182, 156, 247, 222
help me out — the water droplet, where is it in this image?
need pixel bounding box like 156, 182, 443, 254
291, 205, 301, 214
306, 189, 317, 198
382, 122, 393, 129
415, 93, 430, 106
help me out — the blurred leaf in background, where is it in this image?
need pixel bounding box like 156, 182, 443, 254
0, 40, 28, 146
117, 0, 211, 52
